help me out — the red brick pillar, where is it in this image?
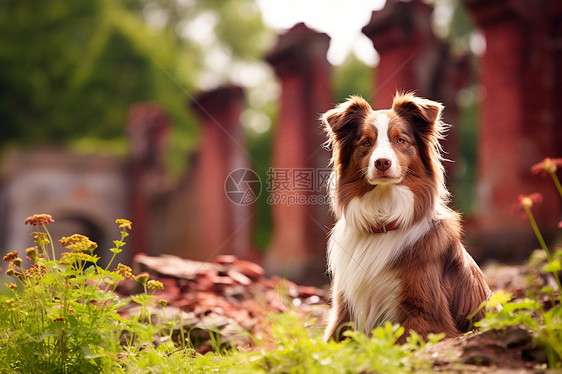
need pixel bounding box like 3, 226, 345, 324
127, 103, 171, 258
464, 0, 562, 259
552, 2, 562, 151
190, 86, 254, 261
362, 0, 439, 108
551, 2, 562, 151
265, 23, 333, 282
362, 0, 469, 200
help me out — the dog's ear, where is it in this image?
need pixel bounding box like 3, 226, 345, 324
322, 96, 372, 140
392, 92, 444, 137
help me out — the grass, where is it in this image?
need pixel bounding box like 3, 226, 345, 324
119, 314, 441, 374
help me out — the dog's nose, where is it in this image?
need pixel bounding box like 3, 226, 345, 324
375, 158, 392, 171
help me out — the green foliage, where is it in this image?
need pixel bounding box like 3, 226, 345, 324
246, 129, 273, 249
0, 217, 164, 373
471, 175, 562, 369
0, 0, 196, 148
0, 0, 274, 181
333, 54, 373, 104
121, 313, 442, 374
1, 214, 445, 373
253, 315, 440, 374
473, 293, 562, 368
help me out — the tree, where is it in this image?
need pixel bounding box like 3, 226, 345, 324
0, 0, 273, 151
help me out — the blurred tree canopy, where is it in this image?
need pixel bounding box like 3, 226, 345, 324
333, 54, 373, 104
0, 0, 273, 152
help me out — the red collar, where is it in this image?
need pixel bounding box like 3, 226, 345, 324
370, 221, 399, 233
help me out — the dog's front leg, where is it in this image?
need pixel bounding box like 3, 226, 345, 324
324, 288, 351, 342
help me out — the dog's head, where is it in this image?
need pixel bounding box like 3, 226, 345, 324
323, 92, 447, 215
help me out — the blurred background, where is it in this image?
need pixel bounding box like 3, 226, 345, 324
1, 0, 560, 284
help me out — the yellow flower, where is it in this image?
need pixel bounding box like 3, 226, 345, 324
115, 219, 132, 230
147, 280, 164, 290
114, 263, 133, 278
135, 272, 149, 285
59, 234, 97, 253
61, 252, 91, 263
24, 214, 54, 226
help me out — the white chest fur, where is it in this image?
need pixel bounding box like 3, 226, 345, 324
327, 185, 431, 333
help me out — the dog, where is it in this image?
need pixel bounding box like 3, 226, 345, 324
322, 92, 490, 342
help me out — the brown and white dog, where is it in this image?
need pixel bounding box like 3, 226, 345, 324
322, 92, 490, 342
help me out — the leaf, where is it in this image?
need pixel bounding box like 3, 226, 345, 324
81, 347, 103, 359
541, 286, 554, 295
92, 291, 117, 303
427, 332, 445, 344
487, 290, 512, 309
131, 294, 153, 305
83, 264, 95, 276
544, 260, 562, 273
502, 299, 540, 312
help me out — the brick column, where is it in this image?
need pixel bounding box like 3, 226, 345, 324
127, 103, 171, 257
362, 0, 469, 203
362, 0, 440, 108
464, 0, 562, 259
189, 86, 254, 260
265, 23, 332, 283
547, 1, 562, 158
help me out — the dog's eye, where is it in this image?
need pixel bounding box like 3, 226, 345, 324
361, 139, 371, 147
397, 137, 406, 144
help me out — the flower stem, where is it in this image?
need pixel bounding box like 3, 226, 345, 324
104, 230, 126, 272
549, 171, 562, 200
526, 206, 552, 261
104, 252, 118, 273
42, 223, 56, 261
524, 206, 562, 294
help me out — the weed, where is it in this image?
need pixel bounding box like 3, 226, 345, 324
469, 157, 562, 369
0, 217, 164, 373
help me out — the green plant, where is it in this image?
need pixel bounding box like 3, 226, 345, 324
467, 157, 562, 368
0, 215, 168, 373
0, 213, 449, 373
252, 313, 442, 374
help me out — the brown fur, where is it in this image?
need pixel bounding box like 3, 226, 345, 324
323, 92, 490, 343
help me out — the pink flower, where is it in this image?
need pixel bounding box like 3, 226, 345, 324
531, 158, 562, 176
24, 214, 54, 226
512, 193, 543, 217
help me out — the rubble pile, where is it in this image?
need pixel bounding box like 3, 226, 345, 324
117, 254, 329, 351
115, 253, 542, 358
